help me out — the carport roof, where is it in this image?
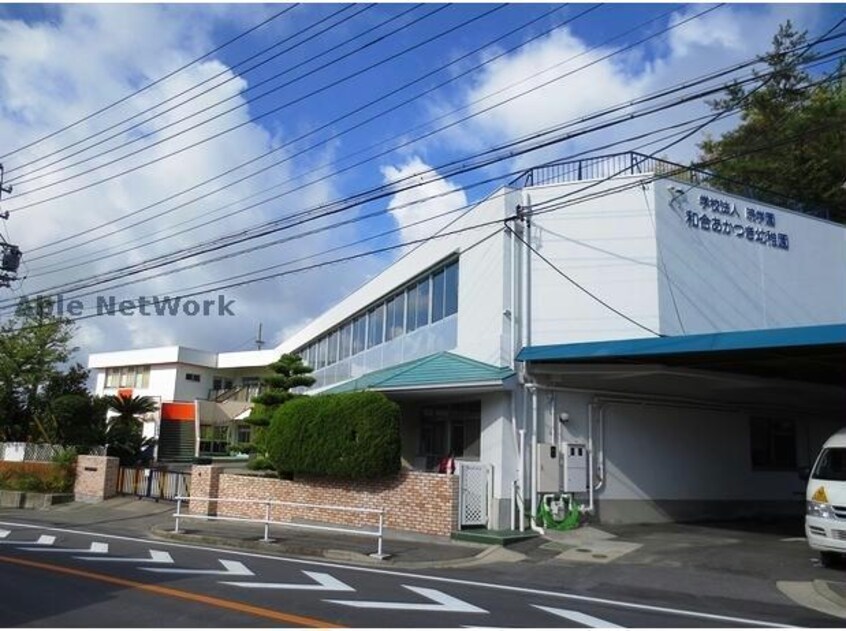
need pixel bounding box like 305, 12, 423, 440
321, 352, 515, 394
516, 323, 846, 386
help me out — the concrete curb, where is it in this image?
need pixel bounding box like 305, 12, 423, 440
776, 581, 846, 620
149, 524, 526, 569
814, 580, 846, 611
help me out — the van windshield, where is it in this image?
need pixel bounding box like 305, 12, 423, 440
813, 448, 846, 481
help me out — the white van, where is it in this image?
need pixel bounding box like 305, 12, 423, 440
806, 428, 846, 566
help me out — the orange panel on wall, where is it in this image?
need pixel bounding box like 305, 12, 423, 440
117, 388, 133, 399
160, 402, 195, 422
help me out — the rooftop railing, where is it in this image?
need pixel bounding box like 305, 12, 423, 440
511, 151, 830, 220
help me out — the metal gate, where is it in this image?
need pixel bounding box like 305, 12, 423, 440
457, 462, 491, 528
117, 467, 190, 501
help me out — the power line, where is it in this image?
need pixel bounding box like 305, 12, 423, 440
14, 73, 762, 300
0, 4, 298, 163
4, 3, 501, 204
20, 2, 613, 262
7, 3, 423, 185
13, 64, 842, 307
16, 114, 720, 309
11, 11, 840, 308
16, 4, 725, 256
6, 114, 840, 333
8, 104, 837, 318
24, 3, 591, 274
508, 224, 662, 336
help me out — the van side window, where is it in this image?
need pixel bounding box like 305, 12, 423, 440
750, 417, 796, 470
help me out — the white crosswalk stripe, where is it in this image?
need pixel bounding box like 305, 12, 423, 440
0, 534, 54, 546
144, 559, 253, 577
20, 541, 108, 553
533, 605, 622, 628
225, 571, 355, 592
77, 550, 174, 563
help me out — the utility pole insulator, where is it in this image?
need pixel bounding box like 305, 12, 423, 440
0, 162, 22, 289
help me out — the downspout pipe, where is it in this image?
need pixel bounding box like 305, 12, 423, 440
528, 384, 544, 535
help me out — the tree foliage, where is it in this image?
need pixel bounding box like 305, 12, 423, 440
0, 297, 104, 443
266, 391, 401, 480
246, 354, 314, 466
103, 394, 158, 466
699, 21, 846, 223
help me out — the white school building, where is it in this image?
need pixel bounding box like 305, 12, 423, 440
88, 152, 846, 529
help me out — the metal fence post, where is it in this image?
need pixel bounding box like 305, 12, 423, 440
369, 510, 389, 560
174, 497, 182, 534
262, 500, 271, 542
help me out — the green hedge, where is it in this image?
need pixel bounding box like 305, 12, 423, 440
266, 391, 401, 480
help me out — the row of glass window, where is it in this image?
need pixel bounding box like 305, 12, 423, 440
105, 365, 151, 389
300, 260, 459, 371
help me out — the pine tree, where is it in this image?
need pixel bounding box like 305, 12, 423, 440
699, 21, 845, 223
246, 353, 315, 467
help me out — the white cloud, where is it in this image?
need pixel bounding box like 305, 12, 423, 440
381, 156, 468, 247
0, 4, 383, 361
430, 4, 825, 169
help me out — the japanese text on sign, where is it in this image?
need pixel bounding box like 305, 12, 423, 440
687, 194, 789, 250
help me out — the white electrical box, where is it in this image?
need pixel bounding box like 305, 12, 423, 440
536, 443, 560, 493
563, 443, 588, 492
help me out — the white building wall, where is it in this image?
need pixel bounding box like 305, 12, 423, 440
173, 365, 217, 402
454, 220, 509, 366
654, 182, 846, 335
542, 389, 842, 522
478, 391, 519, 527
271, 189, 512, 363
523, 176, 661, 346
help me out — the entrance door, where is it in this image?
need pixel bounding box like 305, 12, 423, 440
419, 401, 481, 470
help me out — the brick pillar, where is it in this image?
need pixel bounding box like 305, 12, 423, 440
189, 465, 221, 515
448, 473, 460, 532
74, 456, 120, 503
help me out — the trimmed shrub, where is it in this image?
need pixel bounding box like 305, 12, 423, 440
266, 391, 401, 480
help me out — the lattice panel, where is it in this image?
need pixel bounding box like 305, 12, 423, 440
458, 463, 489, 527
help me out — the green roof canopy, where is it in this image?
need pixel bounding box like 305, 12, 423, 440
321, 352, 515, 394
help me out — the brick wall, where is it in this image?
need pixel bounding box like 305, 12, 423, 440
189, 467, 458, 537
188, 465, 222, 515
74, 456, 119, 502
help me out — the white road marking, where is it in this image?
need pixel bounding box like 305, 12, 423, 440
0, 520, 793, 628
0, 529, 9, 539
0, 534, 54, 546
327, 585, 487, 614
77, 550, 174, 564
225, 570, 354, 592
534, 604, 622, 628
781, 537, 806, 542
144, 559, 253, 577
20, 541, 108, 554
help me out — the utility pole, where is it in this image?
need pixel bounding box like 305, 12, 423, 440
0, 164, 22, 290
255, 322, 264, 350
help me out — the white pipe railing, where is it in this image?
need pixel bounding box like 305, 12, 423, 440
173, 496, 388, 559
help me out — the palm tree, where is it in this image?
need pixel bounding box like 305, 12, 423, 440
104, 394, 158, 466
104, 394, 158, 423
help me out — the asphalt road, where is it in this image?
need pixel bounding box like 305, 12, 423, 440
0, 519, 838, 628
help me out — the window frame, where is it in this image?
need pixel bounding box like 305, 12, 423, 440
750, 417, 797, 471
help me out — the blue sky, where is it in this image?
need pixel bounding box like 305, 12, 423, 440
0, 3, 840, 359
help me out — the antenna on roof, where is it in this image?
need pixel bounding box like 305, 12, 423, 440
255, 322, 264, 350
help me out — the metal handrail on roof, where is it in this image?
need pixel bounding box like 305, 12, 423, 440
509, 151, 829, 220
